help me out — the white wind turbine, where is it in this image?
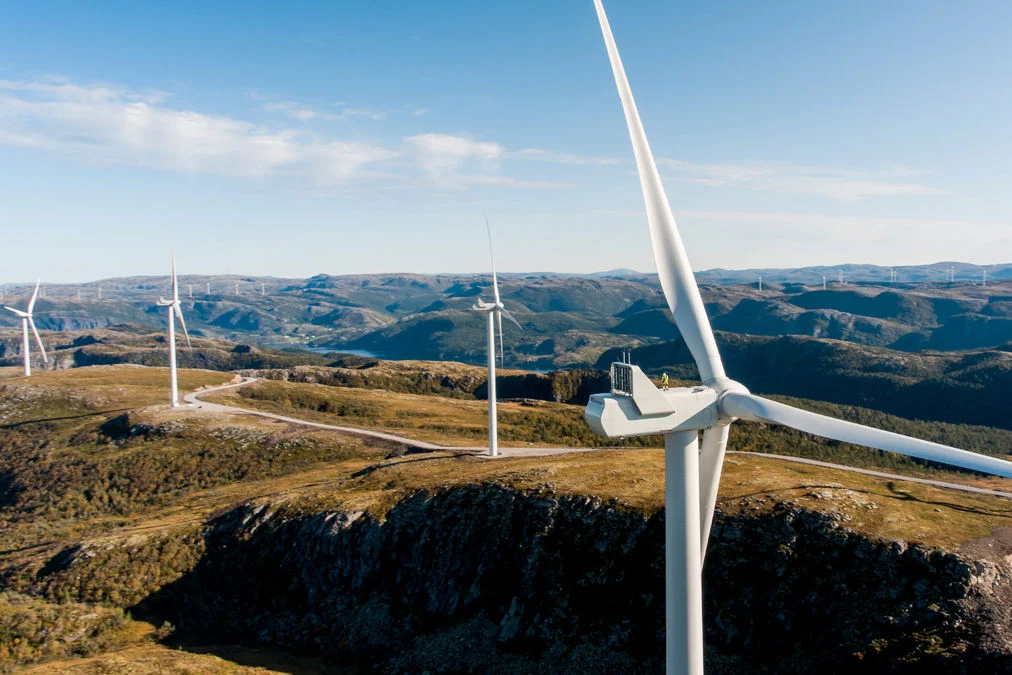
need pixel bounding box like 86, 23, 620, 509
156, 253, 192, 407
3, 280, 47, 377
471, 217, 522, 457
587, 2, 1012, 673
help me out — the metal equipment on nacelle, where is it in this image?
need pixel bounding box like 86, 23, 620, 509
585, 363, 717, 438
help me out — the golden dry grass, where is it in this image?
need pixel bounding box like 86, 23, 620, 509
19, 640, 342, 674
7, 365, 1012, 558
204, 379, 608, 447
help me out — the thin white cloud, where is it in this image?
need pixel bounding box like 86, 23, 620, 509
0, 78, 570, 190
0, 78, 397, 182
399, 135, 569, 189
404, 132, 502, 175
656, 158, 941, 201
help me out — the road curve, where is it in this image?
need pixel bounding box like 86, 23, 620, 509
184, 378, 1012, 501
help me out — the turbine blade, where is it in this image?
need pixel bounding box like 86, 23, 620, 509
699, 424, 730, 559
500, 306, 523, 331
593, 0, 725, 384
27, 279, 40, 314
3, 306, 28, 318
174, 304, 192, 350
722, 392, 1012, 478
28, 317, 47, 363
486, 214, 501, 306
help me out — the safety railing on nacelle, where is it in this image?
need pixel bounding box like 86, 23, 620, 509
611, 362, 633, 396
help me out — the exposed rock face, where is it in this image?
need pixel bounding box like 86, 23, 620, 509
30, 486, 1012, 673
243, 365, 610, 406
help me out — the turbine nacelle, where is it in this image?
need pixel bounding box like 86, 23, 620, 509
471, 298, 498, 312
586, 363, 720, 437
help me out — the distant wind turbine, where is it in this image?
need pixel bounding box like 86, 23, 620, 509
587, 2, 1012, 672
471, 216, 522, 457
3, 280, 47, 377
757, 275, 762, 292
155, 253, 192, 407
822, 275, 826, 290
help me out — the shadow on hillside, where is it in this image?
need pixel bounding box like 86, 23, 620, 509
0, 407, 132, 429
350, 450, 477, 478
885, 481, 1012, 517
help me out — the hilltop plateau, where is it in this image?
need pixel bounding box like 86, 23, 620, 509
2, 362, 1012, 672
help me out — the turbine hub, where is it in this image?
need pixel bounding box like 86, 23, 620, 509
709, 377, 751, 423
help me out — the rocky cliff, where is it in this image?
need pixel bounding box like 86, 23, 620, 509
26, 485, 1012, 674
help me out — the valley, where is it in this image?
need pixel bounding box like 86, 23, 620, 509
3, 270, 1010, 373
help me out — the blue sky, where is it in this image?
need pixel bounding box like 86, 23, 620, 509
0, 0, 1009, 282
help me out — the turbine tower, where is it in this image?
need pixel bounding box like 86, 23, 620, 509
588, 3, 1012, 673
3, 280, 47, 377
471, 216, 522, 457
155, 253, 192, 407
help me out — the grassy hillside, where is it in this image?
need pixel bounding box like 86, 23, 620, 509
3, 365, 1012, 670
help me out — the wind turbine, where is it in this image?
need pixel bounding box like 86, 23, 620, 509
3, 280, 47, 377
587, 2, 1012, 673
471, 216, 522, 457
156, 253, 192, 407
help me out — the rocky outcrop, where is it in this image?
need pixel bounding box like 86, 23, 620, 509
28, 485, 1012, 673
242, 365, 610, 406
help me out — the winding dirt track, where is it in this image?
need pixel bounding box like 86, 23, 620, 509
185, 378, 1012, 501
